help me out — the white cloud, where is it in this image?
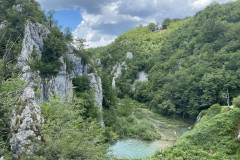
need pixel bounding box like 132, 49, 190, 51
72, 16, 117, 48
36, 0, 232, 48
189, 0, 213, 10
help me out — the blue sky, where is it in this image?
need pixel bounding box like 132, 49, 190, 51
54, 8, 82, 31
37, 0, 234, 48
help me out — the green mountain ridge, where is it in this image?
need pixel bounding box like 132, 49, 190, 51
94, 0, 240, 119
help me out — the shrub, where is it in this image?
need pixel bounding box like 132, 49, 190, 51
233, 96, 240, 108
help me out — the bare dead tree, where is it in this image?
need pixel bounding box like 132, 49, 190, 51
0, 34, 30, 108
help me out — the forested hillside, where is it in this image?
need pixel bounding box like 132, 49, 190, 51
94, 1, 240, 119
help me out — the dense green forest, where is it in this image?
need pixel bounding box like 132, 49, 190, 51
94, 1, 240, 120
0, 0, 240, 159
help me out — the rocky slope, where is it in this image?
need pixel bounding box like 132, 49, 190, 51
10, 20, 105, 157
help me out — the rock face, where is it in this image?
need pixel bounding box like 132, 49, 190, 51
126, 52, 133, 59
88, 73, 104, 127
138, 71, 148, 82
10, 87, 44, 158
13, 4, 23, 12
12, 20, 105, 157
111, 61, 127, 87
195, 115, 201, 124
0, 20, 7, 30
132, 71, 148, 91
18, 21, 50, 69
238, 130, 240, 138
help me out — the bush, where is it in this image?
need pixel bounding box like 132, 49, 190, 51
72, 75, 90, 93
233, 96, 240, 108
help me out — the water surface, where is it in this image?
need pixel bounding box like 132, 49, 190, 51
108, 139, 160, 159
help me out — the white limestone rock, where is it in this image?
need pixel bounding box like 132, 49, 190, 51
195, 115, 201, 124
10, 87, 44, 158
18, 20, 50, 69
111, 61, 127, 87
88, 73, 104, 127
138, 71, 148, 82
13, 4, 23, 12
126, 52, 133, 59
95, 58, 101, 65
132, 71, 148, 91
0, 20, 7, 30
67, 53, 84, 77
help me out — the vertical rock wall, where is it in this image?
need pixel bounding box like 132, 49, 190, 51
12, 20, 105, 157
10, 87, 43, 158
88, 73, 104, 127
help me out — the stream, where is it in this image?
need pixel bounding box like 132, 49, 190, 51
108, 109, 191, 159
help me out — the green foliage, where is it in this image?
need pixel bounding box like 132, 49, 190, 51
198, 19, 227, 43
151, 105, 240, 159
233, 95, 240, 108
35, 29, 67, 78
161, 18, 171, 29
148, 22, 158, 32
103, 97, 161, 141
100, 71, 117, 109
33, 97, 108, 160
64, 27, 73, 42
92, 0, 240, 119
0, 60, 26, 158
73, 75, 90, 93
72, 76, 99, 119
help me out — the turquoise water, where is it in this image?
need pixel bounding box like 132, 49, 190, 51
108, 139, 160, 159
109, 126, 190, 159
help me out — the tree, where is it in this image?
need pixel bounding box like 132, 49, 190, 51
233, 96, 240, 108
46, 10, 56, 27
74, 38, 87, 53
148, 22, 157, 32
161, 18, 171, 30
199, 19, 227, 43
34, 97, 108, 160
0, 33, 29, 157
64, 27, 73, 42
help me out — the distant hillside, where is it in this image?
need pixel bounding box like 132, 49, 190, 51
93, 0, 240, 119
151, 104, 240, 159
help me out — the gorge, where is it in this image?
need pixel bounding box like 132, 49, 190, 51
0, 0, 240, 159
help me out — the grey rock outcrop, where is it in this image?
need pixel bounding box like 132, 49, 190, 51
195, 116, 201, 124
13, 4, 23, 12
132, 71, 148, 92
126, 52, 133, 59
12, 20, 105, 157
40, 57, 73, 102
10, 87, 44, 158
238, 130, 240, 138
88, 73, 104, 127
0, 20, 7, 30
111, 61, 127, 87
18, 20, 50, 69
11, 21, 49, 157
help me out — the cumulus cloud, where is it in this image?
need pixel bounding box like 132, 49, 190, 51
36, 0, 233, 48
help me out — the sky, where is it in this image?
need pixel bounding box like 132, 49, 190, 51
36, 0, 234, 48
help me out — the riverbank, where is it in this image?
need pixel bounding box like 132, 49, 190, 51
109, 108, 191, 159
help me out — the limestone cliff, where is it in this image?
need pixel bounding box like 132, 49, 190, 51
11, 20, 104, 157
111, 61, 127, 87
10, 87, 43, 158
